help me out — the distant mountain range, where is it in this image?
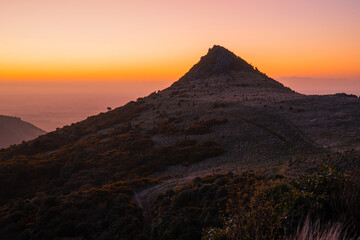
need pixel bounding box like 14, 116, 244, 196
0, 115, 45, 148
0, 46, 359, 239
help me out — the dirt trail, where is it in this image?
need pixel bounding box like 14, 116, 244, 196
132, 176, 196, 237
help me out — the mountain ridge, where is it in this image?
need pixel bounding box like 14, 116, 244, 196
0, 115, 45, 148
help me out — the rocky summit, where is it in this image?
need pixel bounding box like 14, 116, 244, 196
174, 45, 290, 91
181, 45, 256, 78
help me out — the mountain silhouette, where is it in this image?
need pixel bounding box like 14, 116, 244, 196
0, 115, 45, 148
181, 45, 256, 78
174, 45, 290, 91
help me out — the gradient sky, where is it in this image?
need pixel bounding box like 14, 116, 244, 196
1, 0, 359, 82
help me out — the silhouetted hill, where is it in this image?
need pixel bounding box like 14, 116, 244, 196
175, 45, 289, 91
0, 115, 45, 148
181, 45, 256, 78
0, 46, 359, 240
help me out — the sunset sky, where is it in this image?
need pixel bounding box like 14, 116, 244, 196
1, 0, 359, 82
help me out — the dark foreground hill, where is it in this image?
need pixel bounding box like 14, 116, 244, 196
0, 46, 359, 240
0, 115, 45, 149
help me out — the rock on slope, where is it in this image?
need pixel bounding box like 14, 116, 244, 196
0, 115, 45, 148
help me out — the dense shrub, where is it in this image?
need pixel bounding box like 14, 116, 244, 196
152, 174, 232, 240
202, 165, 360, 240
0, 180, 152, 240
185, 119, 228, 135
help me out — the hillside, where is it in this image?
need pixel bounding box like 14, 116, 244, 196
0, 46, 359, 239
0, 115, 45, 149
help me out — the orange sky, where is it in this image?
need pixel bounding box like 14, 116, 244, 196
1, 0, 359, 82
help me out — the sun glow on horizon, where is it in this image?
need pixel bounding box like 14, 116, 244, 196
1, 0, 359, 82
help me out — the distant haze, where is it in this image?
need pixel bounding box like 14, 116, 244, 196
0, 81, 170, 131
1, 79, 358, 132
278, 77, 360, 96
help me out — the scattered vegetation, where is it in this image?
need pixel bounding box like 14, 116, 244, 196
0, 123, 224, 203
150, 120, 181, 135
185, 119, 228, 135
0, 101, 145, 158
150, 118, 228, 136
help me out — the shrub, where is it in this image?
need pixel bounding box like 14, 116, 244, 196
185, 119, 227, 135
203, 166, 360, 240
185, 123, 210, 135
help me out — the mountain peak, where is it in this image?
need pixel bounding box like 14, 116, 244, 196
172, 45, 291, 92
206, 45, 239, 70
207, 45, 236, 57
207, 44, 232, 53
179, 45, 256, 81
